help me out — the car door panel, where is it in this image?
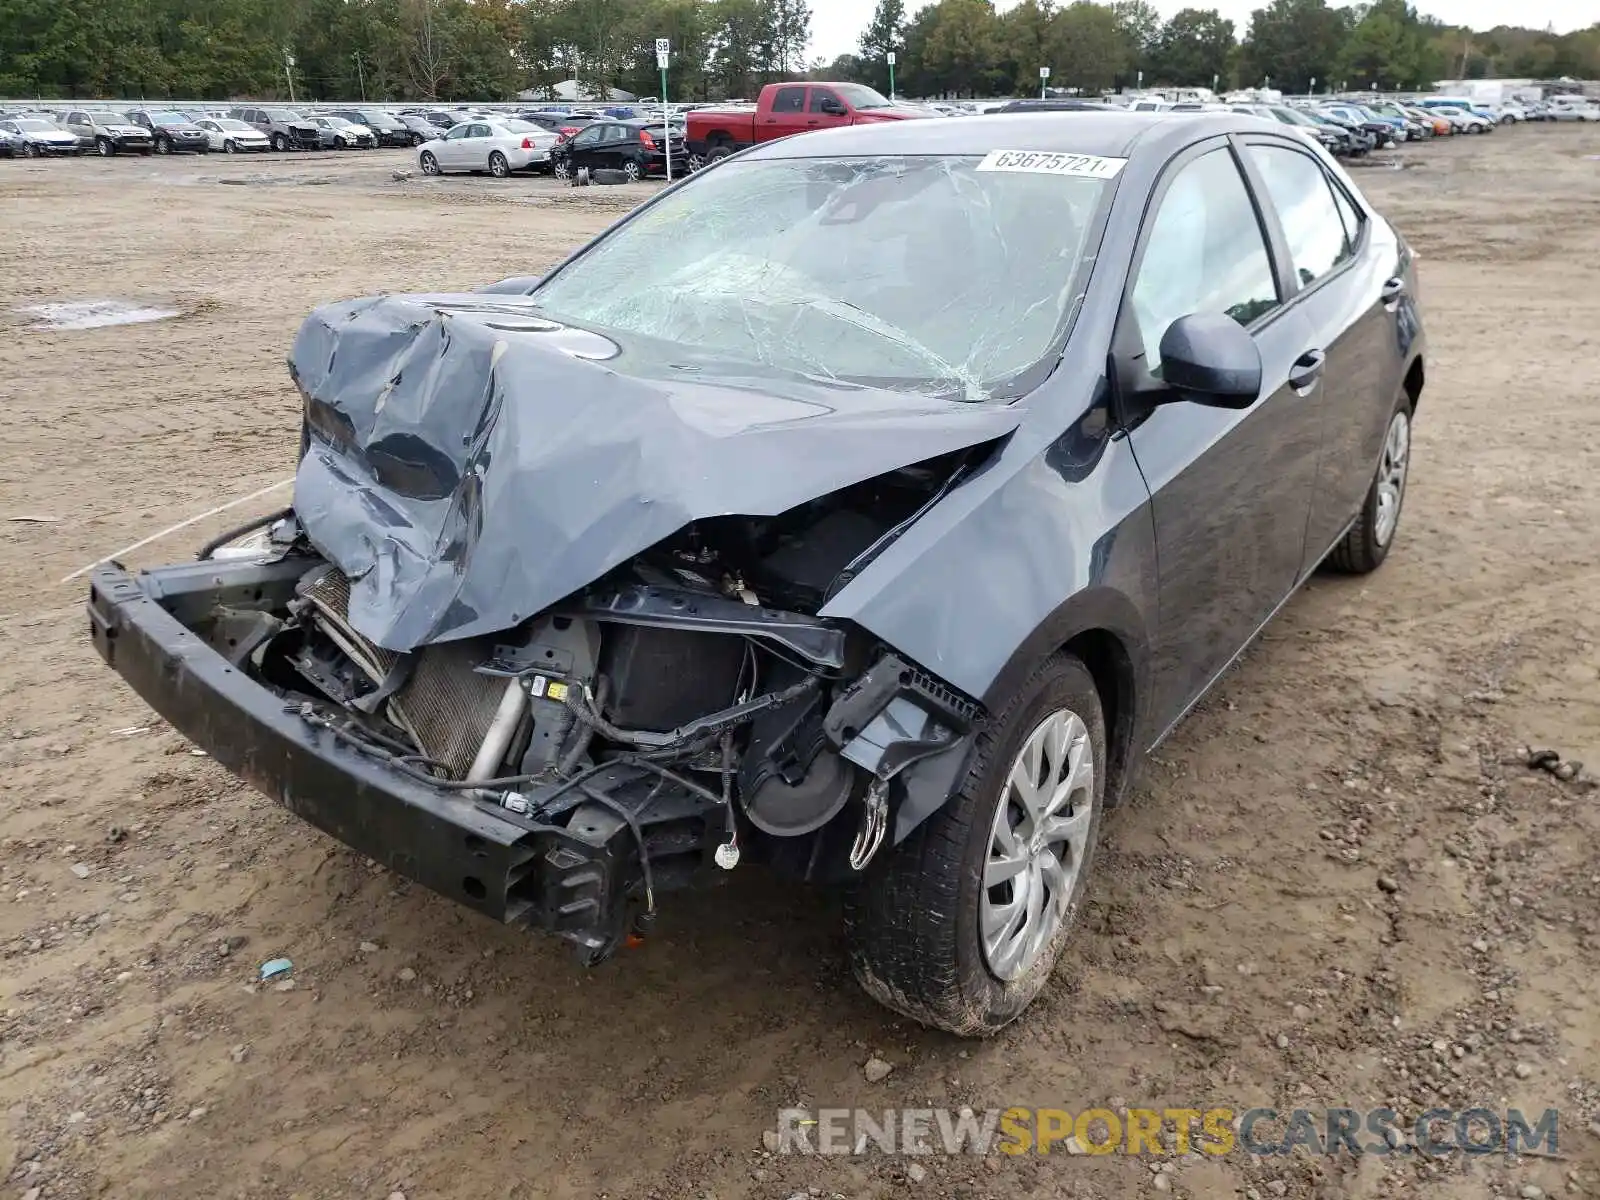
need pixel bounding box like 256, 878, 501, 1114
761, 86, 809, 141
1116, 139, 1327, 738
1241, 139, 1403, 569
1130, 306, 1322, 734
807, 88, 852, 132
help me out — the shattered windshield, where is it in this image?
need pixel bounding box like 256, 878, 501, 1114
529, 155, 1113, 402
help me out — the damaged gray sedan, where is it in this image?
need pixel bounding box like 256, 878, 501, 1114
89, 113, 1425, 1035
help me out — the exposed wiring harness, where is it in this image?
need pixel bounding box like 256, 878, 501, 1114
562, 676, 819, 752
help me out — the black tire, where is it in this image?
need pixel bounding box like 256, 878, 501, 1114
224, 140, 237, 154
154, 136, 170, 155
622, 157, 643, 181
25, 142, 40, 158
96, 137, 114, 157
1326, 394, 1413, 574
271, 132, 287, 152
705, 145, 734, 167
410, 132, 424, 147
551, 157, 571, 180
419, 151, 440, 176
488, 150, 509, 178
845, 653, 1106, 1037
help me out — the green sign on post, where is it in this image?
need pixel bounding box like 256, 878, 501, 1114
656, 38, 671, 181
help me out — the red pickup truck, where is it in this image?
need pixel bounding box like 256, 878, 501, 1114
684, 82, 925, 169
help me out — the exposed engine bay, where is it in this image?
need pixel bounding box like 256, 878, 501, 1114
201, 452, 984, 960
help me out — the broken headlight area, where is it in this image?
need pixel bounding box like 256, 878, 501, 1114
188, 457, 984, 961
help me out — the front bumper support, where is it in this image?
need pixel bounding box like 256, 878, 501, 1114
87, 560, 722, 954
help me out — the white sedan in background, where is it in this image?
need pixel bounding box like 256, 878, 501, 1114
417, 118, 560, 177
194, 118, 271, 153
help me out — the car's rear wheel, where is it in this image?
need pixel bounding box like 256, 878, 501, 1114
419, 151, 440, 176
1327, 399, 1412, 574
622, 158, 643, 182
488, 151, 510, 178
845, 653, 1106, 1036
96, 137, 114, 157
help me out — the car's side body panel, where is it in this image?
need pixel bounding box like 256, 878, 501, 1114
827, 117, 1424, 799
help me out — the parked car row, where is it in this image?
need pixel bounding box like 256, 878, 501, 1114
0, 103, 431, 159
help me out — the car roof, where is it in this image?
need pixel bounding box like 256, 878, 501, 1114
739, 111, 1265, 162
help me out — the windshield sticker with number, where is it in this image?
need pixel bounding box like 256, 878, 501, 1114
975, 150, 1127, 179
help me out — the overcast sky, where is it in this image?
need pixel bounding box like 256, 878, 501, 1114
808, 0, 1597, 61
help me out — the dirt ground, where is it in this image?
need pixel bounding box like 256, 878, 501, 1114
2, 128, 1599, 1200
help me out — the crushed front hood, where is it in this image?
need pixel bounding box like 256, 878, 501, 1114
289, 293, 1022, 651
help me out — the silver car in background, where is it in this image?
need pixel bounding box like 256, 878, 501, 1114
417, 118, 559, 177
62, 110, 155, 156
194, 118, 270, 153
0, 117, 82, 156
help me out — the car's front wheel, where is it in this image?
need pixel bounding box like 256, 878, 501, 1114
271, 132, 287, 152
551, 157, 571, 180
154, 136, 170, 155
846, 653, 1106, 1036
96, 137, 114, 157
419, 151, 440, 176
1328, 398, 1412, 574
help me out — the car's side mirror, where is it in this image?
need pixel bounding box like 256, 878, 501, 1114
821, 99, 847, 115
1156, 313, 1263, 409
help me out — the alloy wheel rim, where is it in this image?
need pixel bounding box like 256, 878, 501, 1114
491, 155, 507, 176
1374, 410, 1410, 547
981, 708, 1095, 982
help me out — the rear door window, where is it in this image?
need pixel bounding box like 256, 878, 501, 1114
1245, 143, 1353, 288
770, 87, 806, 114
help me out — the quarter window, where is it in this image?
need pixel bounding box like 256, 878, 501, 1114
1130, 147, 1280, 372
1246, 144, 1353, 288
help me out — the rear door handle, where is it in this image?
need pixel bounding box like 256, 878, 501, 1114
1380, 277, 1405, 307
1288, 349, 1327, 393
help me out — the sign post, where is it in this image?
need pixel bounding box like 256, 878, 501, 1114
1310, 76, 1317, 94
1039, 65, 1050, 100
887, 51, 897, 101
656, 38, 671, 181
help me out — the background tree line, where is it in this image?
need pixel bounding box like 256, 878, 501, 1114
841, 0, 1600, 99
1, 0, 1597, 103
